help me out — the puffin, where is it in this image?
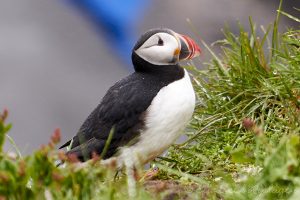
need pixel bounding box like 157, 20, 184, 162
60, 28, 201, 170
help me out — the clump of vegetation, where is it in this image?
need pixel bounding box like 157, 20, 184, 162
157, 2, 300, 199
0, 110, 157, 199
0, 1, 299, 199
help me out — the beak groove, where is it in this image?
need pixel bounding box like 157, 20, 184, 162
177, 34, 201, 61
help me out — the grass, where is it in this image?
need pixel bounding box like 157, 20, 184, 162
0, 2, 299, 199
156, 3, 300, 198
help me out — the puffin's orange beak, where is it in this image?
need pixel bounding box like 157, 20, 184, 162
176, 34, 201, 60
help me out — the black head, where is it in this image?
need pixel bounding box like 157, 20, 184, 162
132, 28, 201, 72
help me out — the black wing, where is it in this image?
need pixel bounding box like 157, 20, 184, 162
60, 73, 165, 161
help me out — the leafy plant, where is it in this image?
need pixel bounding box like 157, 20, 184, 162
157, 2, 300, 199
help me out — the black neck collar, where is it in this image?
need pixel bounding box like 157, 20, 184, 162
131, 52, 184, 78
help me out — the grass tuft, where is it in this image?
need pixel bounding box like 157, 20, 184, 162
156, 1, 300, 199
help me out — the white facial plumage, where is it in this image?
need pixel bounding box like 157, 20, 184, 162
134, 32, 180, 66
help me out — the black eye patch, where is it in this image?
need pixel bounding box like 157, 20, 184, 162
158, 37, 164, 46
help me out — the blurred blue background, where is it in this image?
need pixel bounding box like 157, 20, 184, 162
0, 0, 299, 154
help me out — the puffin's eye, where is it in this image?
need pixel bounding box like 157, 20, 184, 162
158, 37, 164, 46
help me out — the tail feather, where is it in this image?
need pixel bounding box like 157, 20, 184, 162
60, 132, 92, 150
59, 140, 71, 149
65, 138, 105, 161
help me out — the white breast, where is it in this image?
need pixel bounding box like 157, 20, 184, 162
118, 69, 195, 165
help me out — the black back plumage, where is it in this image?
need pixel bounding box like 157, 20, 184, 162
60, 53, 184, 161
